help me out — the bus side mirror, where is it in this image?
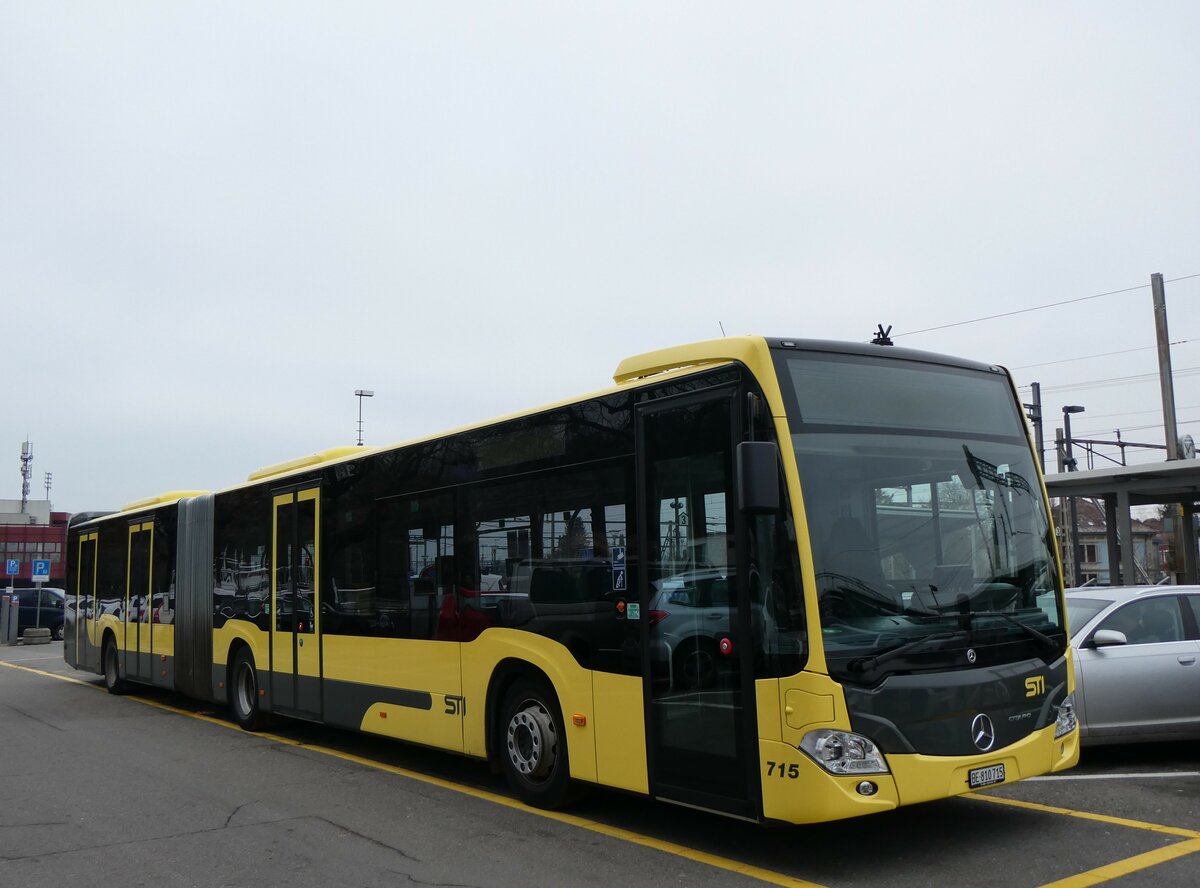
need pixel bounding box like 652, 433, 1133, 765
737, 441, 780, 514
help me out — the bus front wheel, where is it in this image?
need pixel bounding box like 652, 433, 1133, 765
499, 679, 573, 809
230, 648, 266, 731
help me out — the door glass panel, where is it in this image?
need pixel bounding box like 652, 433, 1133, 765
296, 499, 316, 634
79, 538, 96, 623
275, 502, 294, 632
130, 530, 151, 626
643, 393, 750, 809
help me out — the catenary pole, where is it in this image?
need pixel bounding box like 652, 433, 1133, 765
1152, 273, 1180, 461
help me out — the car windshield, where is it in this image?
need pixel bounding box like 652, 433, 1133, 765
1065, 597, 1109, 637
776, 348, 1067, 684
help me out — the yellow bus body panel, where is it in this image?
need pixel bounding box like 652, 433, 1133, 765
888, 721, 1079, 808
775, 670, 852, 747
152, 624, 173, 668
592, 671, 648, 793
95, 614, 121, 650
760, 739, 899, 823
460, 629, 599, 784
213, 622, 269, 671
325, 636, 464, 752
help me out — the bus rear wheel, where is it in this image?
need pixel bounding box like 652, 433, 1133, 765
230, 648, 266, 731
499, 679, 573, 809
102, 637, 128, 695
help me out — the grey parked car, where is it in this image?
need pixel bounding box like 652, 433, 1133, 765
1066, 585, 1200, 745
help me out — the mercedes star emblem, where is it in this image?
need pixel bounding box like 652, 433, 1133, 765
971, 713, 996, 751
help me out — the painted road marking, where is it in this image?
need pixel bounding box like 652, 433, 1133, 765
1028, 771, 1200, 781
0, 660, 823, 888
968, 793, 1200, 887
7, 659, 1199, 888
1037, 838, 1200, 888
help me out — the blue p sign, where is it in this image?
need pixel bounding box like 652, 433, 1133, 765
4, 559, 17, 577
32, 559, 50, 580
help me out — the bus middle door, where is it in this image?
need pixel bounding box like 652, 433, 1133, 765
271, 486, 323, 720
126, 521, 154, 684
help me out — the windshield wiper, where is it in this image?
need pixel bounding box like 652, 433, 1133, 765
847, 630, 968, 676
970, 610, 1061, 660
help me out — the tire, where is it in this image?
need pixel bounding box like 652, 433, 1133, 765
102, 636, 128, 695
53, 622, 64, 642
498, 678, 573, 809
230, 648, 266, 731
674, 638, 718, 690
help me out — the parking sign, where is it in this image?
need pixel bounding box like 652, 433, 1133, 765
4, 559, 17, 577
32, 559, 51, 581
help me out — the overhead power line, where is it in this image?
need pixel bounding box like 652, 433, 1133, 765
893, 272, 1200, 339
1074, 416, 1200, 437
1049, 404, 1200, 422
1036, 365, 1200, 394
1009, 339, 1194, 371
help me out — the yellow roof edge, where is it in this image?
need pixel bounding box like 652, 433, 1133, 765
246, 445, 373, 484
121, 490, 211, 513
613, 335, 765, 384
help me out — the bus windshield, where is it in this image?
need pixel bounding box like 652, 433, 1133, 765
775, 348, 1066, 684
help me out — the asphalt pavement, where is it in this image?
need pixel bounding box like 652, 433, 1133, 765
2, 641, 1197, 888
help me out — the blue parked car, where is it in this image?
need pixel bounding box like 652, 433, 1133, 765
13, 586, 65, 640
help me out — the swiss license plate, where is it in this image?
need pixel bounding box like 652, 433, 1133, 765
968, 763, 1006, 789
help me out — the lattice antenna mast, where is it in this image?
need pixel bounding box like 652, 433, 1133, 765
20, 440, 33, 513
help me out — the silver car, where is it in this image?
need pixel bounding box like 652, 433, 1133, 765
1066, 585, 1200, 745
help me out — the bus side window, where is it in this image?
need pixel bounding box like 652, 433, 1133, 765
376, 493, 455, 640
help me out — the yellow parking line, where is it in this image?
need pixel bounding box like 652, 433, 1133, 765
0, 660, 100, 688
1, 660, 824, 888
1037, 838, 1200, 888
969, 793, 1200, 886
968, 792, 1200, 839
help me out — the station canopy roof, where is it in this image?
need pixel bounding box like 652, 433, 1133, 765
1044, 458, 1200, 505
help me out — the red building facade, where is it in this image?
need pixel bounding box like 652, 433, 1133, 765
1, 512, 69, 588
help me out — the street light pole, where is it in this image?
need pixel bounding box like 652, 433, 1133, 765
355, 389, 375, 446
1063, 405, 1085, 586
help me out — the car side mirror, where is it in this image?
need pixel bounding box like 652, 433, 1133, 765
1091, 628, 1127, 648
737, 441, 780, 514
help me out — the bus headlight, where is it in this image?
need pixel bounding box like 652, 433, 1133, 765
1054, 695, 1077, 738
800, 729, 889, 775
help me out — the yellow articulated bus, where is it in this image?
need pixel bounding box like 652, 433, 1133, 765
65, 336, 1078, 824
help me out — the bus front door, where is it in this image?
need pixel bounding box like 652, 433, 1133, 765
637, 386, 760, 820
271, 487, 323, 719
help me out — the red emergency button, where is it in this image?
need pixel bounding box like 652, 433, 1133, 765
719, 637, 733, 656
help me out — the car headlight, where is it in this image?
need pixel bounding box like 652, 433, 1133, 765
800, 729, 889, 775
1054, 694, 1077, 738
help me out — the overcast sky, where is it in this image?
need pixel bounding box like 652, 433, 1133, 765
3, 3, 1198, 513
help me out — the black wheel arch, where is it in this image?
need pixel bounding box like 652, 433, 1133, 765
485, 659, 560, 767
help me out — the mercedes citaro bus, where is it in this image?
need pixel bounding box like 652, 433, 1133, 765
65, 336, 1078, 824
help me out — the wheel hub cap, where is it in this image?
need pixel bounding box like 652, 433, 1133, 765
506, 702, 556, 780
